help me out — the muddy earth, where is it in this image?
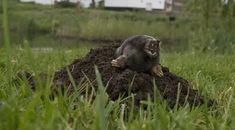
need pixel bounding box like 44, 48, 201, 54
18, 44, 214, 108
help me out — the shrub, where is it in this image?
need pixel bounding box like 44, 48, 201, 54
54, 0, 78, 8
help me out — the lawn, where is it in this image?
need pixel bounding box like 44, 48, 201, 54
0, 1, 189, 47
1, 1, 235, 130
0, 47, 234, 130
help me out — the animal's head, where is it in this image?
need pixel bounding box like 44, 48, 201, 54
144, 38, 161, 58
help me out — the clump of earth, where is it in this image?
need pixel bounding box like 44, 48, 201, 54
18, 44, 214, 108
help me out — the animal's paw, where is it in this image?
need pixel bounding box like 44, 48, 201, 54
152, 65, 164, 77
111, 56, 126, 69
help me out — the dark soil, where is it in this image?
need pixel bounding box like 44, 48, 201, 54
18, 43, 215, 108
52, 43, 214, 108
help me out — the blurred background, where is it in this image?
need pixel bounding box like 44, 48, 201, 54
0, 0, 235, 53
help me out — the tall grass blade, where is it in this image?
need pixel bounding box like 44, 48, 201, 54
2, 0, 10, 48
94, 65, 108, 130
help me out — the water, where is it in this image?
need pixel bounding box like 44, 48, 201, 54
5, 33, 103, 49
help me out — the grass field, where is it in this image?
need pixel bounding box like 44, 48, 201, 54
1, 2, 235, 52
1, 1, 235, 130
0, 47, 235, 130
0, 2, 189, 47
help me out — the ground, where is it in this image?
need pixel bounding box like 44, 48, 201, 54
0, 44, 235, 129
1, 1, 235, 130
19, 44, 215, 108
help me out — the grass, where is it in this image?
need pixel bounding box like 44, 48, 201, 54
79, 18, 188, 41
1, 2, 234, 52
0, 2, 188, 47
1, 1, 235, 130
0, 47, 235, 130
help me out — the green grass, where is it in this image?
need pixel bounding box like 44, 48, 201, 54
79, 18, 188, 41
1, 1, 235, 130
1, 2, 234, 52
0, 2, 188, 47
0, 47, 235, 130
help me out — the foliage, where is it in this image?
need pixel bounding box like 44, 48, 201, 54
0, 2, 188, 48
54, 1, 78, 8
2, 0, 10, 48
0, 48, 235, 130
1, 1, 235, 129
185, 0, 235, 53
1, 1, 235, 52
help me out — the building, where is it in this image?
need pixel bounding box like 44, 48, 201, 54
104, 0, 165, 11
19, 0, 181, 12
20, 0, 102, 7
20, 0, 55, 5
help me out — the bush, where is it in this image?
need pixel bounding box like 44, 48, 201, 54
185, 0, 235, 53
54, 1, 78, 8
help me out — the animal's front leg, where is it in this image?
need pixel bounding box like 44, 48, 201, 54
151, 64, 164, 77
111, 55, 127, 69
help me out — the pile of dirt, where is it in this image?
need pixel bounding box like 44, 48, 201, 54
49, 43, 214, 108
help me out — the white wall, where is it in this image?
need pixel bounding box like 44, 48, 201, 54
20, 0, 165, 9
20, 0, 102, 7
79, 0, 92, 7
79, 0, 102, 8
34, 0, 54, 5
20, 0, 34, 2
20, 0, 55, 5
104, 0, 165, 10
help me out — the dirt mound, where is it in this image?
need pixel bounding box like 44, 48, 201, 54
51, 44, 213, 108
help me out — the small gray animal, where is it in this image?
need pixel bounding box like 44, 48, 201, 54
111, 35, 164, 77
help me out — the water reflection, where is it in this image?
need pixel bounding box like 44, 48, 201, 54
12, 34, 103, 49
